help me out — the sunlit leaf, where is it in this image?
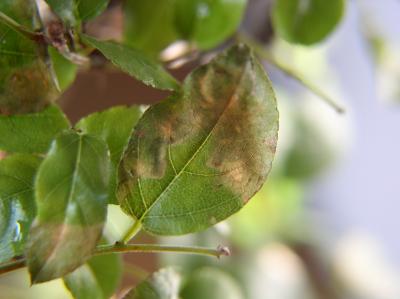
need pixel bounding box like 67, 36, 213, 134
124, 268, 181, 299
27, 130, 110, 283
49, 46, 78, 91
0, 154, 41, 263
272, 0, 345, 45
64, 252, 122, 299
174, 0, 247, 50
82, 35, 179, 91
123, 0, 178, 55
117, 44, 279, 235
180, 267, 244, 299
76, 106, 142, 204
0, 105, 70, 154
0, 1, 57, 114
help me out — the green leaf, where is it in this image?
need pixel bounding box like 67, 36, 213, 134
0, 154, 41, 263
26, 130, 110, 283
76, 106, 142, 205
272, 0, 345, 45
64, 252, 122, 299
0, 105, 70, 154
45, 0, 77, 25
123, 0, 178, 56
82, 35, 178, 91
0, 1, 57, 114
124, 268, 181, 299
49, 46, 78, 91
77, 0, 109, 21
174, 0, 247, 50
45, 0, 109, 25
180, 267, 244, 299
117, 44, 279, 235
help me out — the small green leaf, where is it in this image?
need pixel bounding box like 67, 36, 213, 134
49, 46, 78, 91
124, 268, 181, 299
0, 154, 41, 263
45, 0, 109, 24
82, 35, 178, 91
26, 130, 110, 283
64, 252, 122, 299
76, 106, 142, 204
0, 105, 70, 154
174, 0, 247, 50
117, 44, 279, 235
180, 267, 244, 299
0, 1, 57, 114
77, 0, 109, 21
272, 0, 345, 45
123, 0, 178, 55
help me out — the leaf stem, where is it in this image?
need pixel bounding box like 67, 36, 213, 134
237, 32, 345, 114
0, 11, 43, 41
0, 244, 229, 276
120, 220, 142, 243
95, 243, 230, 259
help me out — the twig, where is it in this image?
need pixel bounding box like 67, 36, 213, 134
0, 243, 229, 277
0, 11, 44, 42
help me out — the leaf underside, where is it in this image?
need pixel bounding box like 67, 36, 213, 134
117, 44, 279, 235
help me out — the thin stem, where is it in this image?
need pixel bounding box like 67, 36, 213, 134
0, 243, 229, 277
0, 258, 26, 276
121, 220, 142, 244
95, 243, 230, 259
0, 11, 43, 41
238, 32, 345, 114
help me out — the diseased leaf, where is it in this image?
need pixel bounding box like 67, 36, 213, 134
0, 1, 58, 114
117, 44, 278, 235
76, 106, 142, 204
64, 252, 122, 299
124, 268, 181, 299
123, 0, 178, 55
49, 46, 78, 91
0, 154, 41, 263
174, 0, 247, 50
180, 267, 244, 299
26, 130, 110, 283
0, 105, 70, 154
82, 35, 178, 91
272, 0, 345, 45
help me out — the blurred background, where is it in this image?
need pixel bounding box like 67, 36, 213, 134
1, 0, 400, 298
